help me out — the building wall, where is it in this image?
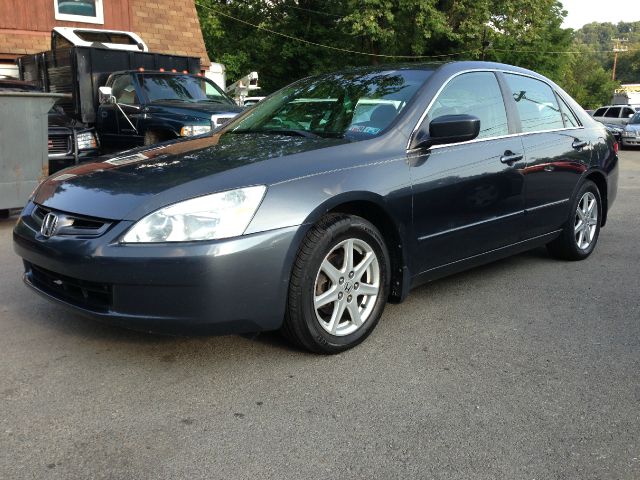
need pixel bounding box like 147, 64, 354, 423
0, 0, 209, 66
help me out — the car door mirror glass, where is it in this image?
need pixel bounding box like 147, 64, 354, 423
98, 86, 114, 105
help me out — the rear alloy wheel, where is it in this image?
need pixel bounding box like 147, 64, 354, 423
547, 180, 602, 260
283, 214, 390, 353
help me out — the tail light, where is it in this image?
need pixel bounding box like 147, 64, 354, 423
613, 140, 619, 155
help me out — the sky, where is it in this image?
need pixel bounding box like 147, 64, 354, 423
560, 0, 640, 29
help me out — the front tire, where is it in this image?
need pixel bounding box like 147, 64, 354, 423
547, 180, 602, 260
283, 214, 390, 354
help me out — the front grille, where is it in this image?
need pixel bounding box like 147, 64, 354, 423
48, 135, 71, 155
214, 117, 234, 126
32, 205, 111, 237
27, 262, 112, 312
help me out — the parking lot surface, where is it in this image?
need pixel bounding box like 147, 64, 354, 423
1, 150, 639, 480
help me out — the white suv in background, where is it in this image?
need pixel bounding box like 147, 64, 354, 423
592, 105, 639, 126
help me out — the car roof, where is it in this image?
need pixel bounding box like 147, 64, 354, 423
109, 70, 200, 76
308, 60, 550, 82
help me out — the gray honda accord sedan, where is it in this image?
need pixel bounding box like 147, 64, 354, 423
14, 61, 618, 353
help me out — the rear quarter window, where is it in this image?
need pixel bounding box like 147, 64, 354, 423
593, 108, 607, 117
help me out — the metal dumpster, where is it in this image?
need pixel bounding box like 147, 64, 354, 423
0, 92, 67, 214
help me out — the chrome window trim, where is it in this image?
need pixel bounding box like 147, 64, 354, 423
407, 68, 585, 151
408, 126, 585, 153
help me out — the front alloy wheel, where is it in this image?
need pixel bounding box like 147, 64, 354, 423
314, 238, 380, 336
283, 214, 390, 353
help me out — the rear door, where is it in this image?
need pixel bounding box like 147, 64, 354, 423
501, 73, 591, 238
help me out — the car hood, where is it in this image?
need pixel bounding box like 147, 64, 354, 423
33, 132, 351, 221
624, 124, 640, 132
147, 101, 242, 120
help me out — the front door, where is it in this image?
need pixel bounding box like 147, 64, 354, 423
410, 71, 526, 273
96, 74, 143, 149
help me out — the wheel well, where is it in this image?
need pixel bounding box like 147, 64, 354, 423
586, 171, 608, 227
145, 129, 175, 144
327, 201, 406, 302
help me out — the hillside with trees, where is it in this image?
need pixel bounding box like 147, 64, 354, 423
196, 1, 639, 108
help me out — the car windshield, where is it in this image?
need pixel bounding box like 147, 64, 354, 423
137, 74, 235, 105
629, 112, 640, 124
227, 69, 432, 139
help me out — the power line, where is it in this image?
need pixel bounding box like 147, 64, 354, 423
194, 1, 477, 59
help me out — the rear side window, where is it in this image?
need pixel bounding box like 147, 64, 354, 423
425, 71, 508, 139
605, 107, 621, 118
557, 94, 580, 128
593, 108, 607, 117
504, 74, 564, 133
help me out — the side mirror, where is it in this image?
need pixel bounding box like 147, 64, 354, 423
628, 113, 634, 119
98, 86, 115, 105
412, 114, 481, 149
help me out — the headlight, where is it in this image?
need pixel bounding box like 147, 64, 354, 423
180, 125, 211, 137
77, 131, 98, 150
121, 186, 266, 243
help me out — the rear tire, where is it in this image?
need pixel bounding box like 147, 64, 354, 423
282, 214, 390, 354
547, 180, 602, 261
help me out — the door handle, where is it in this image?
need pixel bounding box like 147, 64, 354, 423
500, 151, 523, 164
572, 139, 588, 150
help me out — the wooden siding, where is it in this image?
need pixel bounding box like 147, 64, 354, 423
0, 0, 209, 66
0, 0, 131, 31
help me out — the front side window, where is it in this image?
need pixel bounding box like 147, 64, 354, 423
504, 74, 564, 133
424, 71, 509, 139
605, 107, 621, 118
622, 107, 635, 118
54, 0, 104, 24
227, 69, 432, 139
111, 75, 138, 105
137, 74, 235, 106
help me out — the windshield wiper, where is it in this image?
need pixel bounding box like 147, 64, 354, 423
260, 129, 319, 138
196, 98, 230, 104
150, 98, 192, 103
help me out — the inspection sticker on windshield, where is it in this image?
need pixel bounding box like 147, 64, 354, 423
348, 126, 381, 135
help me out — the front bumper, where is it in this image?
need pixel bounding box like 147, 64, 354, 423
621, 136, 640, 146
13, 202, 302, 334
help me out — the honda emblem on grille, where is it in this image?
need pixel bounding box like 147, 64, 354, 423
40, 212, 59, 238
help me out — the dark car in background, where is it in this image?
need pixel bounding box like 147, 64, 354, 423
0, 76, 99, 174
96, 71, 241, 150
13, 61, 618, 353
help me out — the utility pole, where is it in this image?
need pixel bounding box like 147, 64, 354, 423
612, 38, 629, 81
